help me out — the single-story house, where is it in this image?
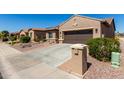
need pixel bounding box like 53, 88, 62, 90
28, 27, 58, 43
58, 15, 115, 44
19, 15, 115, 44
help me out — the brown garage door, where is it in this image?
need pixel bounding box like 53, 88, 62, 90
63, 30, 93, 44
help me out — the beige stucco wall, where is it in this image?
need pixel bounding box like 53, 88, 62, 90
28, 30, 35, 41
20, 31, 27, 36
28, 30, 46, 41
46, 30, 59, 43
28, 29, 59, 42
46, 32, 49, 40
101, 22, 115, 38
47, 30, 59, 39
59, 16, 102, 40
35, 31, 46, 40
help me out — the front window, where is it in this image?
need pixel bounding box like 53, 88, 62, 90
49, 32, 53, 38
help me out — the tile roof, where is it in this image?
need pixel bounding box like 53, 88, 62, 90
30, 27, 58, 32
58, 14, 106, 27
20, 29, 29, 33
31, 28, 48, 31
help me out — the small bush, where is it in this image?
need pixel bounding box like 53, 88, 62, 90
20, 36, 30, 43
87, 38, 121, 62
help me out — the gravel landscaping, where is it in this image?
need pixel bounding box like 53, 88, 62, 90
11, 42, 56, 52
83, 40, 124, 79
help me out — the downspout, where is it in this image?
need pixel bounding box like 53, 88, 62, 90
100, 21, 104, 38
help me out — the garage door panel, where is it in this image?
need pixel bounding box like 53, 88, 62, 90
64, 30, 93, 44
64, 35, 92, 41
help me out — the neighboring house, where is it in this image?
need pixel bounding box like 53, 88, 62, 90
19, 29, 29, 36
28, 27, 58, 43
10, 32, 20, 40
28, 28, 47, 41
19, 15, 115, 44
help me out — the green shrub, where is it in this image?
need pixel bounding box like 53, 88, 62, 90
86, 38, 121, 62
1, 30, 9, 37
20, 36, 30, 43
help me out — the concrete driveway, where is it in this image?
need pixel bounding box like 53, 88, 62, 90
24, 44, 72, 67
0, 43, 78, 79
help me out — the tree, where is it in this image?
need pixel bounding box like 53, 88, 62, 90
0, 30, 9, 42
8, 34, 17, 45
9, 35, 17, 41
1, 30, 9, 37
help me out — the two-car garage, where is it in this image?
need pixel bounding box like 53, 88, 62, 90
63, 29, 93, 44
58, 15, 115, 44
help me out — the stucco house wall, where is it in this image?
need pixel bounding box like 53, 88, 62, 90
45, 30, 59, 43
59, 16, 102, 39
28, 30, 35, 41
28, 30, 46, 41
28, 28, 59, 43
20, 31, 27, 36
18, 15, 115, 44
19, 29, 29, 36
101, 20, 115, 38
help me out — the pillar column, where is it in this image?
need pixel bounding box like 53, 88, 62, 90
59, 31, 64, 43
51, 32, 56, 43
46, 32, 49, 40
70, 44, 88, 75
59, 44, 88, 77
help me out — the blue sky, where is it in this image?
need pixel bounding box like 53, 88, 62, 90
0, 14, 123, 33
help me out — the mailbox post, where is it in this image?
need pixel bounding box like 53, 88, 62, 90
59, 44, 88, 77
70, 44, 88, 75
